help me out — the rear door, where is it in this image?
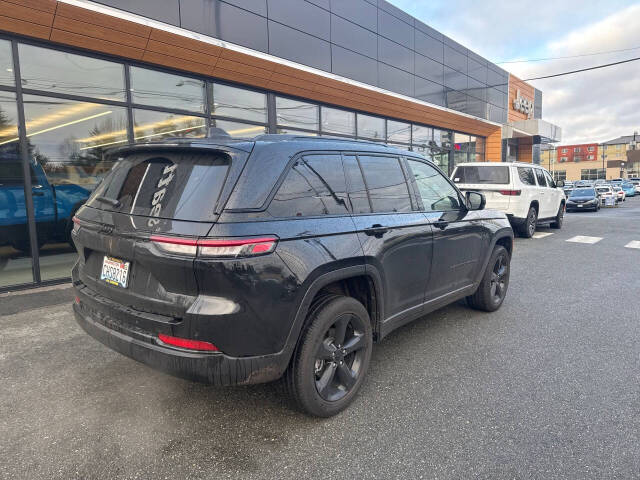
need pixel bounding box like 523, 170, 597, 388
74, 147, 246, 318
407, 159, 490, 300
345, 153, 433, 324
543, 169, 562, 215
451, 165, 511, 211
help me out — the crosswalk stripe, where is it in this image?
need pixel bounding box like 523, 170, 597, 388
566, 235, 603, 244
624, 241, 640, 249
532, 232, 554, 239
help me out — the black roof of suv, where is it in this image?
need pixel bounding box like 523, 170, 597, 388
72, 133, 513, 417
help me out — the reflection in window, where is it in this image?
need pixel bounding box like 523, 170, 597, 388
412, 125, 433, 147
321, 107, 355, 136
130, 66, 205, 112
276, 97, 318, 130
269, 155, 348, 217
134, 109, 206, 141
0, 93, 33, 286
343, 155, 370, 214
387, 120, 411, 144
212, 83, 267, 123
357, 114, 385, 140
22, 95, 129, 280
358, 155, 412, 213
19, 44, 125, 101
213, 119, 266, 138
0, 40, 13, 87
408, 160, 460, 212
277, 128, 317, 136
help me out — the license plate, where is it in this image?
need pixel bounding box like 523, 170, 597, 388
100, 256, 130, 288
578, 204, 583, 208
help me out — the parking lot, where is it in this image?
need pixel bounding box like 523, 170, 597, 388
2, 199, 640, 480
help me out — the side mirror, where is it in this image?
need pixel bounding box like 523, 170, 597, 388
557, 180, 565, 188
466, 191, 485, 211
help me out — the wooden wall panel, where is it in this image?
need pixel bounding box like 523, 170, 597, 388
485, 129, 503, 162
0, 0, 504, 148
517, 137, 533, 163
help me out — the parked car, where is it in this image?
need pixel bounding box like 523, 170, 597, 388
612, 185, 625, 202
621, 182, 636, 197
0, 153, 90, 252
71, 134, 514, 417
596, 186, 617, 205
630, 180, 640, 194
451, 162, 565, 238
566, 188, 600, 212
594, 179, 606, 185
574, 180, 588, 188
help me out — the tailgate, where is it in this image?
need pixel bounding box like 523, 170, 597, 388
457, 184, 511, 211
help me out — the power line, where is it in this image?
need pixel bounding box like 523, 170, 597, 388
523, 55, 640, 81
497, 45, 640, 64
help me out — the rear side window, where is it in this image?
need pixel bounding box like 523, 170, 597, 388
87, 151, 229, 224
452, 166, 509, 184
517, 167, 535, 185
543, 170, 556, 188
534, 168, 547, 187
357, 155, 412, 213
269, 154, 348, 217
343, 155, 371, 214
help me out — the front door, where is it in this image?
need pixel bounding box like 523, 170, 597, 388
405, 159, 488, 301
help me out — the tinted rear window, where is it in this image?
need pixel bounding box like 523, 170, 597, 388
571, 189, 595, 197
358, 155, 412, 213
87, 151, 229, 223
452, 166, 509, 184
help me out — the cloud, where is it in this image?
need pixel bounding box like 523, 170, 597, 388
390, 1, 640, 144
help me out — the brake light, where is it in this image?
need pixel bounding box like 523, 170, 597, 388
499, 190, 521, 196
158, 333, 219, 352
72, 216, 81, 234
150, 235, 278, 258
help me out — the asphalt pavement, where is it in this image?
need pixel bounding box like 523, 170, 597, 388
2, 198, 640, 479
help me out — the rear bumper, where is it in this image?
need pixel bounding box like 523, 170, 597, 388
73, 289, 289, 386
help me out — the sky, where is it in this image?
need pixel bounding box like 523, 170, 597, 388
390, 0, 640, 145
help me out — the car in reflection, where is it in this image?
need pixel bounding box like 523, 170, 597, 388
0, 155, 90, 252
565, 188, 600, 212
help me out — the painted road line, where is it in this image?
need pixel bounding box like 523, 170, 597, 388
532, 232, 554, 239
566, 236, 603, 244
624, 241, 640, 249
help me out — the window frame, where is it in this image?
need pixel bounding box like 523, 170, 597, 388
404, 156, 466, 213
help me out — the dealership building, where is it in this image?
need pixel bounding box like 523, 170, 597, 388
0, 0, 561, 290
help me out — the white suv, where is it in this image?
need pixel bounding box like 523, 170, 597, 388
451, 162, 565, 238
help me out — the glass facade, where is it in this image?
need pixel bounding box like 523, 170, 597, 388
0, 36, 485, 290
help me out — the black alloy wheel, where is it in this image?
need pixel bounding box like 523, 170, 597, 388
467, 245, 511, 312
313, 312, 368, 402
519, 206, 537, 238
489, 254, 508, 305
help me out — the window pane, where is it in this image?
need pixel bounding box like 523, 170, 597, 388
130, 67, 205, 112
321, 107, 355, 136
412, 125, 433, 146
434, 129, 452, 149
535, 168, 547, 186
269, 154, 348, 217
387, 120, 411, 143
212, 83, 266, 123
517, 167, 535, 186
408, 159, 461, 212
358, 155, 411, 213
134, 109, 206, 141
0, 40, 13, 87
276, 97, 318, 130
357, 114, 385, 140
343, 155, 370, 214
22, 95, 129, 280
452, 165, 509, 184
19, 44, 125, 101
0, 92, 33, 286
214, 119, 266, 138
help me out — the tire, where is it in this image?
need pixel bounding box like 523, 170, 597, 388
467, 245, 510, 312
550, 203, 564, 229
284, 296, 373, 417
518, 206, 537, 238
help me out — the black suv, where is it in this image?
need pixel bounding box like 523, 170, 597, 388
72, 134, 513, 417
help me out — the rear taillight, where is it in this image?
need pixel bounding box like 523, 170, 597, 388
72, 216, 81, 234
157, 333, 219, 352
150, 235, 278, 258
498, 190, 521, 196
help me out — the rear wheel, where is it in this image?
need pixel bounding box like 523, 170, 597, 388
550, 203, 564, 229
518, 206, 537, 238
467, 245, 510, 312
285, 296, 373, 417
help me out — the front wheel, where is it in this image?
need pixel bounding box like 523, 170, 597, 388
550, 203, 564, 229
467, 245, 510, 312
285, 296, 373, 417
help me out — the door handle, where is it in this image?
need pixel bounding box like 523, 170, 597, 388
364, 224, 389, 237
433, 219, 449, 230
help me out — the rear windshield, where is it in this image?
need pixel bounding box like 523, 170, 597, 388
452, 166, 509, 184
86, 151, 230, 222
570, 188, 595, 197
596, 187, 610, 193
